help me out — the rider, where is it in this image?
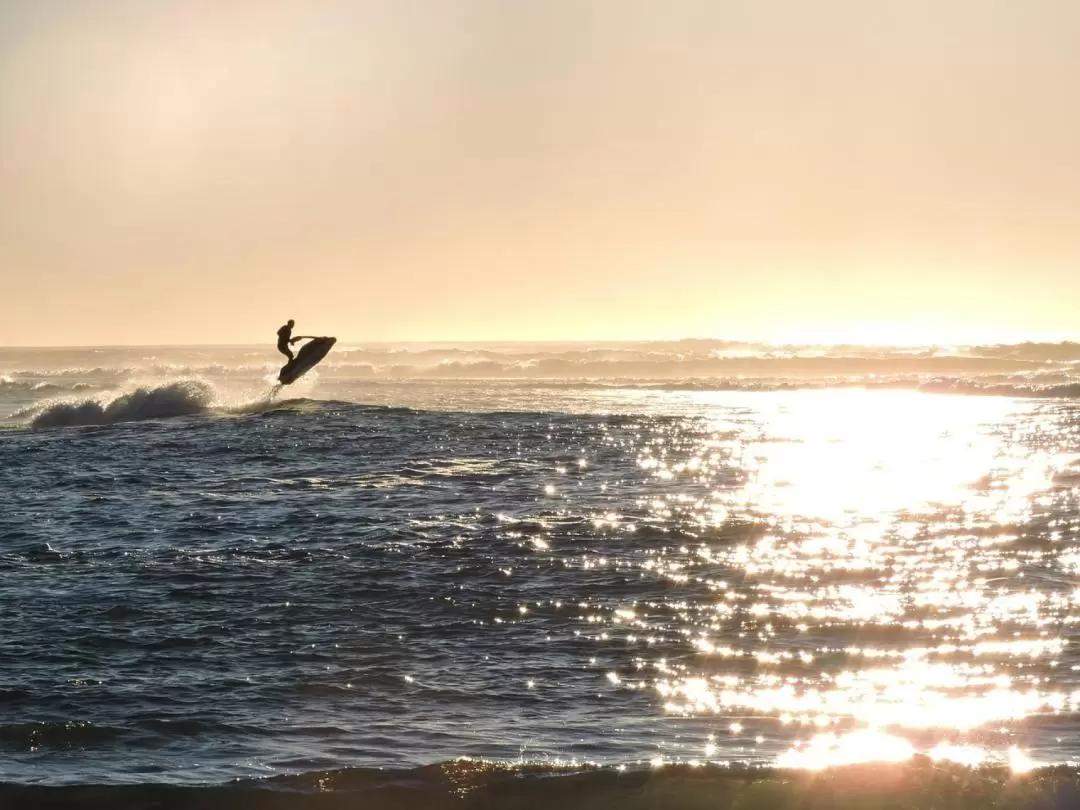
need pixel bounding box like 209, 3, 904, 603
277, 320, 296, 362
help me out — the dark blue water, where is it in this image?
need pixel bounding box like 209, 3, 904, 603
3, 379, 1080, 790
3, 400, 732, 783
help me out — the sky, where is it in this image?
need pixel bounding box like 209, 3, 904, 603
1, 0, 1078, 346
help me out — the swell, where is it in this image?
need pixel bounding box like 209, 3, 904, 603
1, 760, 1077, 808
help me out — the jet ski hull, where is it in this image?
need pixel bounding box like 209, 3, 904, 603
278, 337, 336, 385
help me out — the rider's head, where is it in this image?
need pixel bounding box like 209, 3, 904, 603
287, 319, 295, 328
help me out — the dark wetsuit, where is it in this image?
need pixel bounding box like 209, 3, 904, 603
277, 324, 294, 361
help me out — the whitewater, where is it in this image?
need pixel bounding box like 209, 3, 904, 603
3, 341, 1080, 808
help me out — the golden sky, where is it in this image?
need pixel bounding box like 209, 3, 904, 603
1, 1, 1078, 346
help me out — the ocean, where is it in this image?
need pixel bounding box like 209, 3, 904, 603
3, 340, 1080, 807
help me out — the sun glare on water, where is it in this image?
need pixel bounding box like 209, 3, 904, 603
612, 389, 1077, 771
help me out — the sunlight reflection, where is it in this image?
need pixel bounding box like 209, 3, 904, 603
929, 742, 987, 768
611, 390, 1075, 768
777, 731, 914, 769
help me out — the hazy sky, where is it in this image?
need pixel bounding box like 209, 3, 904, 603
2, 0, 1079, 346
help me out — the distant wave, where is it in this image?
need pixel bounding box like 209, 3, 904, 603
7, 341, 1080, 406
0, 759, 1076, 808
397, 355, 1052, 378
909, 379, 1080, 398
616, 377, 1080, 398
2, 363, 272, 379
24, 380, 218, 427
3, 346, 1076, 383
0, 377, 67, 395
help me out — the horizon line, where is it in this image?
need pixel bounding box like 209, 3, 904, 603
3, 336, 1080, 351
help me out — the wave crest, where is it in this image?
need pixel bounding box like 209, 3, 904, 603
26, 380, 216, 428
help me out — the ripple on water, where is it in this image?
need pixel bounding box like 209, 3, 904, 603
1, 393, 1079, 783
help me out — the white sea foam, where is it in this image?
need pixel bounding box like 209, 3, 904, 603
25, 380, 219, 427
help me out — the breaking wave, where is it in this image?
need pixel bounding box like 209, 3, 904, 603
24, 380, 218, 427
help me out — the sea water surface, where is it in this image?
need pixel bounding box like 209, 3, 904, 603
2, 342, 1080, 792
